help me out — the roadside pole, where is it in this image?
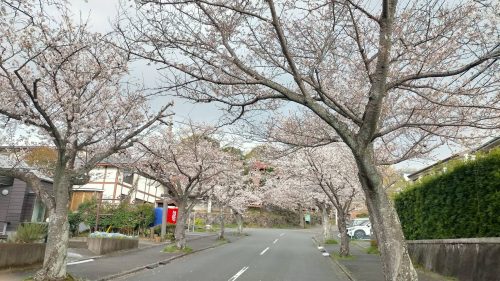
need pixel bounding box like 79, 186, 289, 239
161, 194, 167, 240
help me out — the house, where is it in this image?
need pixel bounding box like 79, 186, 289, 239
0, 145, 168, 209
71, 161, 168, 211
0, 156, 52, 235
407, 136, 500, 182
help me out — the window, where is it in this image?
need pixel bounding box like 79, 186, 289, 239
123, 171, 134, 185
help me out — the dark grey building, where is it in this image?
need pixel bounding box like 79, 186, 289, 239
0, 176, 52, 234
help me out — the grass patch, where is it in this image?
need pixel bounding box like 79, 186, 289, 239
366, 245, 380, 255
163, 244, 193, 253
331, 252, 355, 260
163, 244, 178, 253
324, 239, 338, 244
182, 246, 193, 253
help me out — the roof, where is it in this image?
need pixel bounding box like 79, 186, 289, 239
407, 136, 500, 181
0, 155, 53, 183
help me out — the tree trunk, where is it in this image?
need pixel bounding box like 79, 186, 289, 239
321, 204, 333, 242
218, 206, 225, 240
356, 150, 418, 281
174, 200, 188, 249
337, 208, 350, 257
34, 168, 70, 281
235, 212, 243, 235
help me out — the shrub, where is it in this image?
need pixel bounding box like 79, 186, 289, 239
395, 148, 500, 239
164, 233, 175, 241
77, 200, 155, 235
15, 223, 47, 243
194, 218, 205, 227
153, 224, 176, 236
68, 211, 81, 236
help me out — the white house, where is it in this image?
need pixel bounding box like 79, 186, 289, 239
71, 162, 167, 211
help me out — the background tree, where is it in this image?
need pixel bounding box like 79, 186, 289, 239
303, 145, 363, 257
0, 2, 172, 280
24, 147, 58, 176
135, 125, 229, 249
117, 1, 499, 279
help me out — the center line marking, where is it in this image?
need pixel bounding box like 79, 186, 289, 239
273, 239, 279, 244
67, 259, 94, 266
260, 246, 270, 255
228, 266, 249, 281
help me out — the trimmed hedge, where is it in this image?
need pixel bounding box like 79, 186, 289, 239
394, 148, 500, 240
69, 200, 155, 235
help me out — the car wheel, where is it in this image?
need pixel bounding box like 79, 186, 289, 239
354, 230, 365, 239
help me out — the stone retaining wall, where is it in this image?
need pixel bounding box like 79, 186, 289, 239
407, 238, 500, 281
87, 237, 138, 255
0, 243, 45, 269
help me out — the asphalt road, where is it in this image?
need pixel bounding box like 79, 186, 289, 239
117, 228, 349, 281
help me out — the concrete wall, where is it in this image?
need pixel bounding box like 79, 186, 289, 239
0, 243, 45, 269
407, 238, 500, 281
87, 237, 138, 255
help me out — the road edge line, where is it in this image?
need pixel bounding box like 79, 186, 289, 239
311, 236, 356, 281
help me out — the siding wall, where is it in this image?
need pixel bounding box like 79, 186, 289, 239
0, 179, 52, 232
1, 179, 28, 231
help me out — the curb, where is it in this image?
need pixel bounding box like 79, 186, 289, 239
311, 236, 356, 281
94, 234, 225, 281
70, 234, 214, 264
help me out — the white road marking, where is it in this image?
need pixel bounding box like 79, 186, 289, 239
280, 233, 285, 237
260, 247, 270, 256
273, 239, 279, 244
67, 259, 94, 266
228, 266, 249, 281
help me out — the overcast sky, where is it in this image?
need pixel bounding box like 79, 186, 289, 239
66, 0, 471, 170
70, 0, 226, 124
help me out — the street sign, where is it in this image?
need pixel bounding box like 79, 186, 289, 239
167, 206, 178, 224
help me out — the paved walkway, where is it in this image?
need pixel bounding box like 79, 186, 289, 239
316, 235, 449, 281
0, 232, 234, 281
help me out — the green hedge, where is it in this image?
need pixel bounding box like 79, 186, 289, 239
69, 200, 155, 235
394, 148, 500, 240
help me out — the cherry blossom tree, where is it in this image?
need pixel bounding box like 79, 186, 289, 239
0, 2, 172, 280
134, 125, 230, 249
264, 144, 362, 256
212, 155, 261, 237
260, 156, 318, 228
117, 1, 499, 279
303, 145, 363, 257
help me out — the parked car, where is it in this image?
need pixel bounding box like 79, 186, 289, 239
348, 218, 370, 227
347, 218, 371, 239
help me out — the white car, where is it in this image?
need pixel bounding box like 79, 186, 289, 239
347, 219, 372, 239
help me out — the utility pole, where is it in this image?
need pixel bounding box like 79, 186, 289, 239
161, 116, 174, 240
161, 194, 168, 240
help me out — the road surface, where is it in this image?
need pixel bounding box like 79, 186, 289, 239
117, 228, 349, 281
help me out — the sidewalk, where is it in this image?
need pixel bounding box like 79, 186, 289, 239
314, 235, 450, 281
0, 232, 238, 281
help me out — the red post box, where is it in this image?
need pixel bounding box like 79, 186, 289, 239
166, 206, 178, 224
